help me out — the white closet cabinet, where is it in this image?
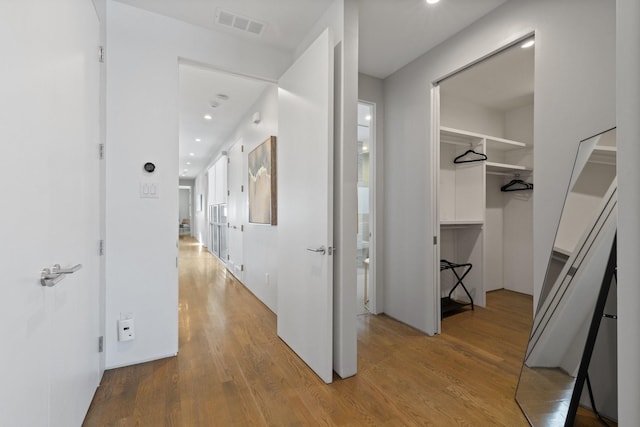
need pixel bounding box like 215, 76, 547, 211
438, 127, 533, 308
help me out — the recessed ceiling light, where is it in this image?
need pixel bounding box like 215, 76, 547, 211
183, 168, 188, 172
195, 138, 201, 142
189, 152, 195, 156
186, 162, 191, 165
521, 39, 535, 49
217, 94, 229, 101
426, 0, 440, 4
365, 115, 372, 121
204, 114, 212, 120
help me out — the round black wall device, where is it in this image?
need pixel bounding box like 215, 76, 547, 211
143, 162, 156, 173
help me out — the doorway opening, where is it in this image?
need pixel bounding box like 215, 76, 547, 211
357, 101, 375, 315
179, 185, 192, 236
434, 37, 535, 324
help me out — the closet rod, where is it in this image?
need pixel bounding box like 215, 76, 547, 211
487, 170, 533, 177
441, 140, 474, 147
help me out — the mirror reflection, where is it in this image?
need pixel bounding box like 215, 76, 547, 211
516, 129, 617, 426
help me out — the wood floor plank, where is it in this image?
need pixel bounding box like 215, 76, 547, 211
83, 237, 613, 426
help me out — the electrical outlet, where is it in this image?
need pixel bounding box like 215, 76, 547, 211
118, 318, 135, 341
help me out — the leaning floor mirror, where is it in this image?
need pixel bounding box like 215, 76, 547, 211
515, 128, 617, 426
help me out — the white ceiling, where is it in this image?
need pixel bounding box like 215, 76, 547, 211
179, 64, 271, 178
115, 0, 335, 53
117, 0, 508, 79
439, 40, 535, 112
357, 0, 508, 78
116, 0, 513, 179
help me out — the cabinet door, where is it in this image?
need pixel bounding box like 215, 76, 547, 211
227, 143, 244, 279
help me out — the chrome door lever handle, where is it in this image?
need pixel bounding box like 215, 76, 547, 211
41, 264, 82, 287
306, 246, 326, 255
51, 264, 82, 274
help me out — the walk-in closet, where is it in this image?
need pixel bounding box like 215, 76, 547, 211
436, 39, 535, 314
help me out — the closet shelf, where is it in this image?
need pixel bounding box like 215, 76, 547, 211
589, 146, 616, 166
553, 246, 572, 258
440, 126, 527, 152
440, 220, 484, 227
594, 145, 616, 152
440, 127, 484, 146
486, 161, 532, 174
485, 136, 526, 151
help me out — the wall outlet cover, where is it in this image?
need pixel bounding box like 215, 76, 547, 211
118, 318, 135, 341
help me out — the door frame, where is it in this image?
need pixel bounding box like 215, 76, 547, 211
430, 85, 442, 333
430, 33, 536, 335
357, 99, 379, 314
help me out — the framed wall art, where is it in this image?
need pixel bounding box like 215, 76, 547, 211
248, 136, 277, 225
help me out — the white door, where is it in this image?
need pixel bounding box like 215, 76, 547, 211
277, 28, 334, 383
0, 0, 101, 425
227, 142, 244, 279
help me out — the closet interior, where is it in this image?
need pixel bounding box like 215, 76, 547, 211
437, 40, 535, 314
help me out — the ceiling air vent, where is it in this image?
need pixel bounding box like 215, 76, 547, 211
215, 8, 266, 37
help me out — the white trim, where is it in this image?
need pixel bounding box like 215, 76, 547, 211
106, 353, 178, 370
358, 100, 378, 314
433, 31, 536, 85
430, 84, 442, 333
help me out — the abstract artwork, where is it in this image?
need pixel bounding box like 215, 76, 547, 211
248, 136, 277, 225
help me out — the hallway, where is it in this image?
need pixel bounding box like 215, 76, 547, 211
85, 236, 586, 426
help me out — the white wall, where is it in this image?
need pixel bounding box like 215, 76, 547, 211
195, 85, 280, 312
440, 95, 505, 137
105, 0, 291, 368
502, 104, 534, 296
617, 0, 640, 424
505, 104, 534, 145
238, 88, 280, 312
358, 73, 385, 314
383, 0, 615, 334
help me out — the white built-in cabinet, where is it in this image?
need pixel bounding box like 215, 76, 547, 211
227, 142, 245, 280
207, 155, 228, 261
438, 126, 533, 308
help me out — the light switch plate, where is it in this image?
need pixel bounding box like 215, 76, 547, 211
140, 182, 159, 198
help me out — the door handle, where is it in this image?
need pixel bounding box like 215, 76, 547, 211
40, 264, 82, 287
306, 246, 326, 255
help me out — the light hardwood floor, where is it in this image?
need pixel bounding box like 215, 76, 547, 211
83, 236, 610, 426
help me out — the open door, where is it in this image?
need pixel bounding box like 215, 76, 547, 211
277, 28, 334, 383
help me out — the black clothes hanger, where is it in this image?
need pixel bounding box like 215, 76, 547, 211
453, 149, 487, 164
501, 179, 533, 192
